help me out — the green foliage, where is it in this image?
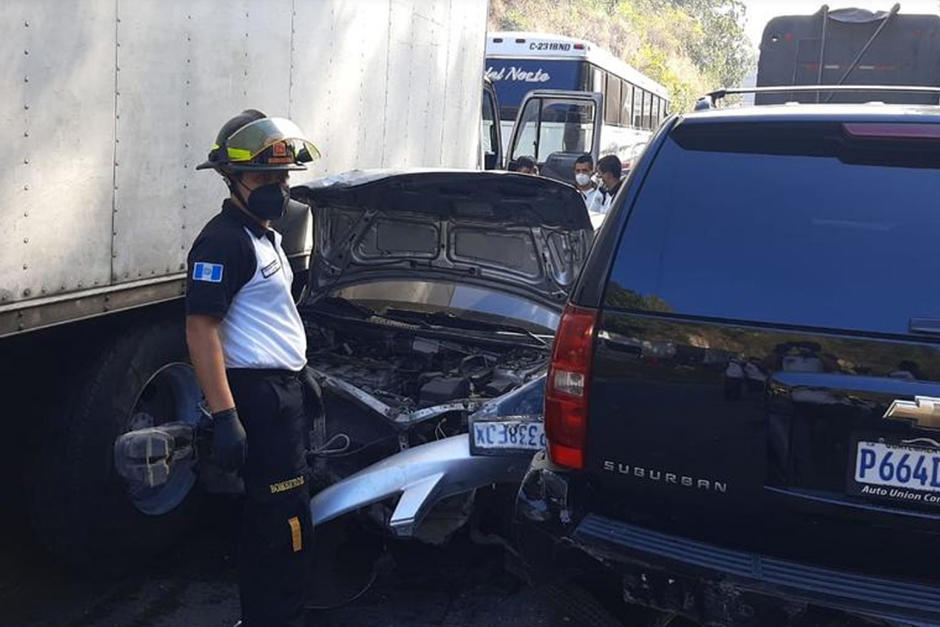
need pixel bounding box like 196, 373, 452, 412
605, 284, 673, 313
488, 0, 755, 111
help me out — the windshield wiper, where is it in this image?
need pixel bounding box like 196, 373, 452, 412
385, 309, 550, 348
496, 323, 550, 348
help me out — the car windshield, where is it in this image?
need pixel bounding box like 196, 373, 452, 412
325, 279, 559, 335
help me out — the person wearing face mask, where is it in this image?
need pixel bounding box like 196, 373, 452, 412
573, 153, 603, 214
188, 110, 319, 627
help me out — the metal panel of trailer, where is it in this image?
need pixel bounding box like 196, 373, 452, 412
0, 0, 488, 336
0, 1, 116, 305
111, 0, 295, 283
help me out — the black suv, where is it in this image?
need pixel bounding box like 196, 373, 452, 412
516, 100, 940, 626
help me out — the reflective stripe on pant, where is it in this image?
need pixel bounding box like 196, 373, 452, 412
228, 369, 313, 627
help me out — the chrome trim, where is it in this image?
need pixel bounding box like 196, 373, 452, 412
884, 396, 940, 430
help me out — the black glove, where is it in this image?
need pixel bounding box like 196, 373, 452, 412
212, 408, 247, 472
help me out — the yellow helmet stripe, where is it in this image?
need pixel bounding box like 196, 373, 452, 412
226, 147, 254, 162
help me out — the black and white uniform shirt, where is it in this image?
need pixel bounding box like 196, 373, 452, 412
186, 200, 307, 371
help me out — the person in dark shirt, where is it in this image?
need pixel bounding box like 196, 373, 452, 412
596, 154, 624, 215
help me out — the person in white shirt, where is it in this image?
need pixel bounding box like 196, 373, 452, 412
574, 154, 602, 206
573, 153, 604, 228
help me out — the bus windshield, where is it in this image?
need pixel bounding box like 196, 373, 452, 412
485, 58, 588, 121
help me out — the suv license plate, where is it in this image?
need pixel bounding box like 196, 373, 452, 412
854, 440, 940, 494
472, 420, 545, 451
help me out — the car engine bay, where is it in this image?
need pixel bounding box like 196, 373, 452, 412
304, 315, 549, 486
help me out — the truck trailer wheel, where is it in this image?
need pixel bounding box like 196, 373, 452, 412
28, 318, 204, 570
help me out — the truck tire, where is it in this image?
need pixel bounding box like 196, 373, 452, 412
27, 317, 204, 570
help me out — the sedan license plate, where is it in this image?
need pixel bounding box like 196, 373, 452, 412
472, 420, 545, 452
854, 440, 940, 499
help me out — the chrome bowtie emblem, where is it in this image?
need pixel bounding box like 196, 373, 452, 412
884, 396, 940, 430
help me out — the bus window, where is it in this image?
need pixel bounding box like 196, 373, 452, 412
605, 75, 621, 126
592, 65, 604, 92
641, 90, 652, 129
632, 89, 643, 128
580, 64, 596, 91
511, 98, 597, 162
621, 83, 633, 129
652, 97, 659, 125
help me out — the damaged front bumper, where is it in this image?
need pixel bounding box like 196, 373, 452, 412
310, 433, 532, 537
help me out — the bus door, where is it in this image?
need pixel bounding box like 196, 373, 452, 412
481, 79, 503, 170
506, 90, 602, 184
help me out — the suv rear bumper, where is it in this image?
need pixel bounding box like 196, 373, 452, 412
516, 452, 940, 626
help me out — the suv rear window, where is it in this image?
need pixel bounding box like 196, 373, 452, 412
604, 121, 940, 335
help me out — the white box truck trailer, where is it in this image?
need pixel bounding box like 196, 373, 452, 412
0, 0, 488, 568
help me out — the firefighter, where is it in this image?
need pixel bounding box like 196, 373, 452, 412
188, 109, 319, 627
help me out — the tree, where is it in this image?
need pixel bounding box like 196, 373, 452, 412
488, 0, 755, 111
670, 0, 753, 89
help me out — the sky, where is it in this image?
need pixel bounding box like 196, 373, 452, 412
741, 0, 940, 49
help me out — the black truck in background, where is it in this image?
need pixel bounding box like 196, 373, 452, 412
515, 97, 940, 625
757, 4, 940, 104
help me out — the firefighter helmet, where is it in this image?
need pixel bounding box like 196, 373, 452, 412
196, 109, 320, 172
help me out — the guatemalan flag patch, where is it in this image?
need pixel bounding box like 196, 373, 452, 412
192, 262, 224, 283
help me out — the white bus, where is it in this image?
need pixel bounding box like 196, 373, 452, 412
486, 31, 670, 177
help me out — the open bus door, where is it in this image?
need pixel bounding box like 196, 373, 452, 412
481, 78, 503, 170
505, 90, 603, 184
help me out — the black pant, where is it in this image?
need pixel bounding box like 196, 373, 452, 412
228, 368, 313, 627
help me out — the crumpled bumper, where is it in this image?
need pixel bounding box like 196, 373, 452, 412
513, 452, 940, 627
310, 434, 532, 537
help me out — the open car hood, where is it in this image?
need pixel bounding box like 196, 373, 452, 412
293, 169, 593, 310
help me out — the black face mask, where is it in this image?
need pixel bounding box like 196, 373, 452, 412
235, 181, 290, 221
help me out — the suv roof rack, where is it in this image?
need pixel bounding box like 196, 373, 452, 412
695, 85, 940, 110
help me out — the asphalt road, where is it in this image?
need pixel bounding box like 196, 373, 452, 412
0, 495, 638, 627
0, 497, 885, 627
0, 442, 873, 627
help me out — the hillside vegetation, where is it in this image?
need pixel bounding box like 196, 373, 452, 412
488, 0, 755, 111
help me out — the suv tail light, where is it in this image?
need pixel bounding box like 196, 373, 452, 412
545, 305, 598, 469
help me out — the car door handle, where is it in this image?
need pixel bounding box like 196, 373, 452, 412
909, 317, 940, 335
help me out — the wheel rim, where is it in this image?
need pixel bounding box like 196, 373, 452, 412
124, 362, 203, 516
